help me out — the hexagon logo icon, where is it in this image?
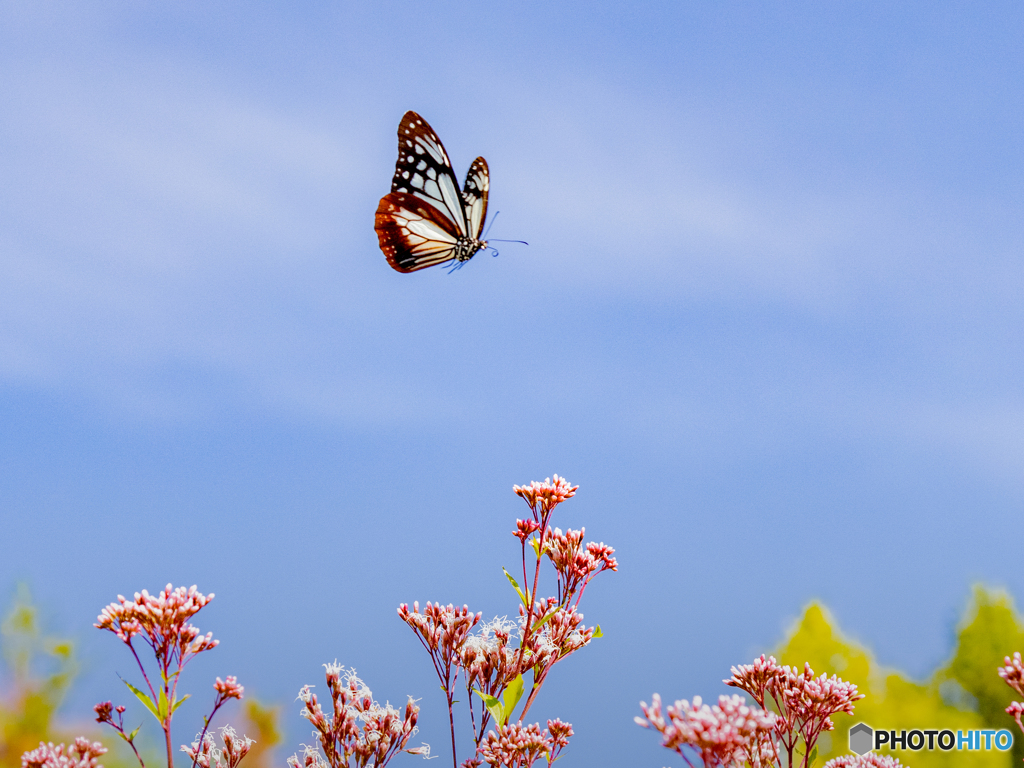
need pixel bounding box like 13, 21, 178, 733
849, 723, 874, 756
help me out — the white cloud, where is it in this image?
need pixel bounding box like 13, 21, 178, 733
1, 44, 1022, 455
0, 58, 383, 405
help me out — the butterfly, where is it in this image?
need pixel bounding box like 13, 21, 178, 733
374, 111, 490, 273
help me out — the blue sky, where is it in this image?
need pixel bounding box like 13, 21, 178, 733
2, 2, 1024, 766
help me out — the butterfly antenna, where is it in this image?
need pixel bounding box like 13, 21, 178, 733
484, 212, 529, 246
483, 211, 500, 240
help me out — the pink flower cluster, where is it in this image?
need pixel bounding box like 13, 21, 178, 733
999, 652, 1024, 697
288, 662, 428, 768
998, 651, 1024, 733
214, 676, 245, 701
450, 602, 596, 744
726, 655, 863, 765
641, 655, 863, 768
21, 740, 107, 768
92, 702, 124, 726
517, 599, 595, 672
460, 617, 520, 702
398, 602, 482, 668
822, 755, 905, 768
181, 727, 253, 768
637, 694, 778, 768
543, 528, 617, 607
93, 585, 249, 768
473, 720, 573, 768
400, 476, 615, 767
513, 476, 578, 521
95, 584, 218, 663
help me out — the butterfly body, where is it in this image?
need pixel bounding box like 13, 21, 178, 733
374, 111, 490, 273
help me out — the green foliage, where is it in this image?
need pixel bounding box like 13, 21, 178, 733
0, 587, 146, 768
937, 586, 1024, 766
0, 587, 284, 768
503, 569, 529, 607
236, 699, 281, 768
5, 579, 1024, 768
775, 601, 1009, 768
473, 673, 527, 728
0, 585, 77, 768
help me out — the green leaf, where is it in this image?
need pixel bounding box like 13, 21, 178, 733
157, 687, 169, 720
533, 611, 554, 631
503, 568, 529, 607
502, 674, 526, 722
592, 625, 603, 639
122, 679, 160, 721
472, 688, 504, 726
170, 693, 191, 715
808, 746, 818, 768
127, 725, 142, 743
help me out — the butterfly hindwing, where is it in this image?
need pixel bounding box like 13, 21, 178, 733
374, 192, 462, 273
375, 111, 489, 272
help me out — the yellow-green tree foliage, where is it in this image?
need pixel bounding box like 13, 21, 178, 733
937, 586, 1024, 766
775, 602, 1009, 768
237, 699, 282, 768
0, 585, 77, 768
0, 586, 282, 768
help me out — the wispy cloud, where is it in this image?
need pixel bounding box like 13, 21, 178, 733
2, 25, 1023, 457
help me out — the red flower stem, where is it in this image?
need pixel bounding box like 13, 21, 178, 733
516, 517, 548, 674
519, 659, 555, 720
127, 641, 159, 703
126, 639, 175, 768
521, 541, 528, 606
127, 738, 147, 768
447, 693, 458, 768
464, 676, 478, 741
105, 714, 147, 768
189, 695, 226, 768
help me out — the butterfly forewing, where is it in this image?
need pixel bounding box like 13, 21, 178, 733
375, 111, 490, 272
390, 112, 468, 233
462, 157, 489, 240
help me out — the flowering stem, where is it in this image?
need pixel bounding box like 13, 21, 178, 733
129, 744, 146, 768
447, 690, 458, 768
517, 516, 555, 723
126, 640, 176, 768
519, 662, 553, 720
95, 704, 147, 768
163, 676, 174, 768
127, 642, 159, 701
515, 521, 547, 700
189, 696, 228, 768
161, 723, 172, 768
